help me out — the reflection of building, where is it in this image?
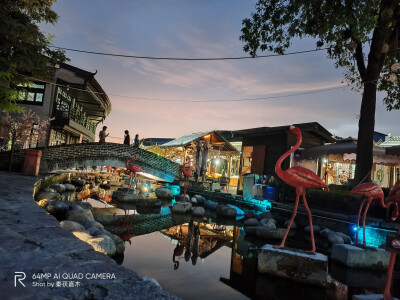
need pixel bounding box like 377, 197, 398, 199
161, 223, 233, 260
17, 63, 111, 146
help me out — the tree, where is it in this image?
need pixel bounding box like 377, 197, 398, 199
240, 0, 400, 184
0, 110, 53, 171
0, 0, 68, 113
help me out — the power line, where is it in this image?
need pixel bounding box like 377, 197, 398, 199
18, 73, 351, 103
50, 45, 331, 61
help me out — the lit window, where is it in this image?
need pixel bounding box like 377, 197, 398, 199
17, 83, 45, 105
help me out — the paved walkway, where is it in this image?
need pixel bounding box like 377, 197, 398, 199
0, 171, 179, 300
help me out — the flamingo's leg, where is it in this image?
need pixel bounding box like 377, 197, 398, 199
183, 177, 188, 201
274, 192, 300, 249
133, 172, 138, 190
127, 172, 133, 191
356, 198, 367, 244
362, 198, 373, 247
301, 191, 316, 253
383, 252, 396, 300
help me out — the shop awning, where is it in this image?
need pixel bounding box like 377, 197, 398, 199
302, 138, 386, 157
302, 138, 400, 164
160, 130, 240, 154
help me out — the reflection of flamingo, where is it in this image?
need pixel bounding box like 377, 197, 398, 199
114, 209, 136, 244
274, 126, 329, 253
182, 157, 192, 201
350, 182, 397, 246
382, 179, 400, 300
172, 243, 185, 270
125, 153, 144, 191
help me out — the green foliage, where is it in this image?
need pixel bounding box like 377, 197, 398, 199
0, 0, 68, 112
241, 0, 400, 183
240, 0, 399, 109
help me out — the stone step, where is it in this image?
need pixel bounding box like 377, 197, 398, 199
258, 244, 328, 287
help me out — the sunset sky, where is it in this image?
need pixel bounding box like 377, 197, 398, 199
41, 0, 399, 143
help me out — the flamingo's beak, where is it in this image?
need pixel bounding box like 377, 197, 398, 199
289, 125, 295, 130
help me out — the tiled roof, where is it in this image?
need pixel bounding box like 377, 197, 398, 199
159, 131, 239, 153
380, 136, 400, 147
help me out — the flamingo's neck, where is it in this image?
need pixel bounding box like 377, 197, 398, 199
275, 129, 302, 179
379, 195, 390, 208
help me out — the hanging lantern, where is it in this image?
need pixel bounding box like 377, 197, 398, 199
391, 62, 400, 72
389, 73, 398, 83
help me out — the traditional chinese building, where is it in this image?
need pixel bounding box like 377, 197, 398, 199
17, 63, 111, 146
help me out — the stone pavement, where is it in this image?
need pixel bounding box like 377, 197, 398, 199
0, 171, 180, 300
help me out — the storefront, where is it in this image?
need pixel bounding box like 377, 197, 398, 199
156, 131, 240, 189
302, 138, 400, 187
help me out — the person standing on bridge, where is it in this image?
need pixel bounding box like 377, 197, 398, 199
123, 130, 130, 145
99, 126, 109, 143
133, 134, 141, 147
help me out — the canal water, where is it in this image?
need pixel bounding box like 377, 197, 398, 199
70, 179, 399, 300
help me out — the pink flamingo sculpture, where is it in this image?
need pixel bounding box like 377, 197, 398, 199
125, 153, 144, 191
382, 179, 400, 300
349, 182, 398, 246
274, 125, 329, 253
182, 157, 192, 201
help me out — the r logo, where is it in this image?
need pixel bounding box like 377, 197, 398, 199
14, 272, 26, 287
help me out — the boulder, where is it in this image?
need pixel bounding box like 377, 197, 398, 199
245, 210, 256, 219
320, 228, 335, 238
179, 194, 190, 202
305, 225, 321, 235
193, 195, 206, 205
49, 184, 66, 193
257, 211, 273, 220
171, 202, 192, 214
205, 200, 218, 210
284, 220, 297, 230
328, 233, 345, 245
87, 235, 116, 256
45, 200, 69, 215
37, 199, 51, 209
260, 218, 277, 229
83, 220, 104, 230
216, 205, 237, 218
110, 234, 125, 255
155, 188, 174, 199
244, 218, 260, 226
335, 232, 352, 244
113, 191, 144, 202
192, 206, 205, 217
42, 187, 56, 193
36, 191, 60, 201
87, 227, 103, 237
75, 201, 93, 211
60, 220, 87, 232
64, 184, 76, 191
66, 206, 95, 223
72, 231, 93, 242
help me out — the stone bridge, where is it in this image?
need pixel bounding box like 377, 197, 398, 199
0, 143, 182, 182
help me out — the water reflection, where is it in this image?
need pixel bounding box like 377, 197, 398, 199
51, 174, 400, 299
